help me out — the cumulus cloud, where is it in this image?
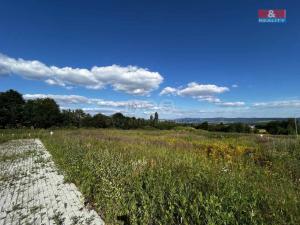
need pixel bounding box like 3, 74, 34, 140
178, 82, 229, 97
23, 93, 155, 109
160, 82, 228, 99
23, 94, 89, 105
159, 87, 178, 96
23, 93, 179, 118
0, 53, 163, 95
160, 82, 229, 103
159, 82, 246, 107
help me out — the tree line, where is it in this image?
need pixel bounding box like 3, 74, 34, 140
255, 119, 299, 135
0, 89, 176, 129
192, 120, 299, 135
192, 122, 252, 133
1, 89, 298, 135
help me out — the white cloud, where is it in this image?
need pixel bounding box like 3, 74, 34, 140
217, 101, 245, 107
253, 100, 300, 108
23, 93, 179, 118
0, 53, 163, 95
160, 82, 229, 99
23, 93, 156, 109
93, 99, 155, 109
159, 82, 247, 108
59, 106, 123, 115
197, 96, 221, 103
159, 87, 178, 96
178, 82, 229, 97
22, 94, 300, 118
24, 94, 89, 104
232, 84, 238, 88
160, 82, 229, 103
81, 107, 122, 115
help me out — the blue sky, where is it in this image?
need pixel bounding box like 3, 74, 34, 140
1, 0, 300, 118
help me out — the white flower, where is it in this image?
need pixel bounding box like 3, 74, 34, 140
221, 167, 229, 172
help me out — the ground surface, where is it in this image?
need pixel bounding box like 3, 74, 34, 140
0, 139, 104, 225
0, 129, 299, 224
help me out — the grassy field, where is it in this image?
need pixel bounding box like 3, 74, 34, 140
1, 128, 300, 224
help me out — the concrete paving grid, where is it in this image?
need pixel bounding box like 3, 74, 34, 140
0, 139, 104, 225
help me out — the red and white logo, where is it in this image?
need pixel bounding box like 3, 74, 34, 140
258, 9, 286, 23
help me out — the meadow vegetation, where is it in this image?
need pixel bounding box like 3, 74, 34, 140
1, 128, 300, 225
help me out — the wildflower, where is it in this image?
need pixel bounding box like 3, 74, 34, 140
221, 166, 229, 173
50, 131, 54, 136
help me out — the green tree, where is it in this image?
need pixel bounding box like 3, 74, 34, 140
112, 113, 126, 128
61, 109, 76, 127
82, 114, 94, 127
24, 98, 61, 128
150, 115, 153, 121
92, 113, 112, 128
61, 109, 87, 127
154, 112, 159, 124
199, 122, 209, 130
0, 89, 25, 128
74, 109, 87, 127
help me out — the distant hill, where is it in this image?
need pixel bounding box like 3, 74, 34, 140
173, 118, 299, 124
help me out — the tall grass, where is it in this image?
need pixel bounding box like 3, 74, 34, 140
1, 129, 300, 224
